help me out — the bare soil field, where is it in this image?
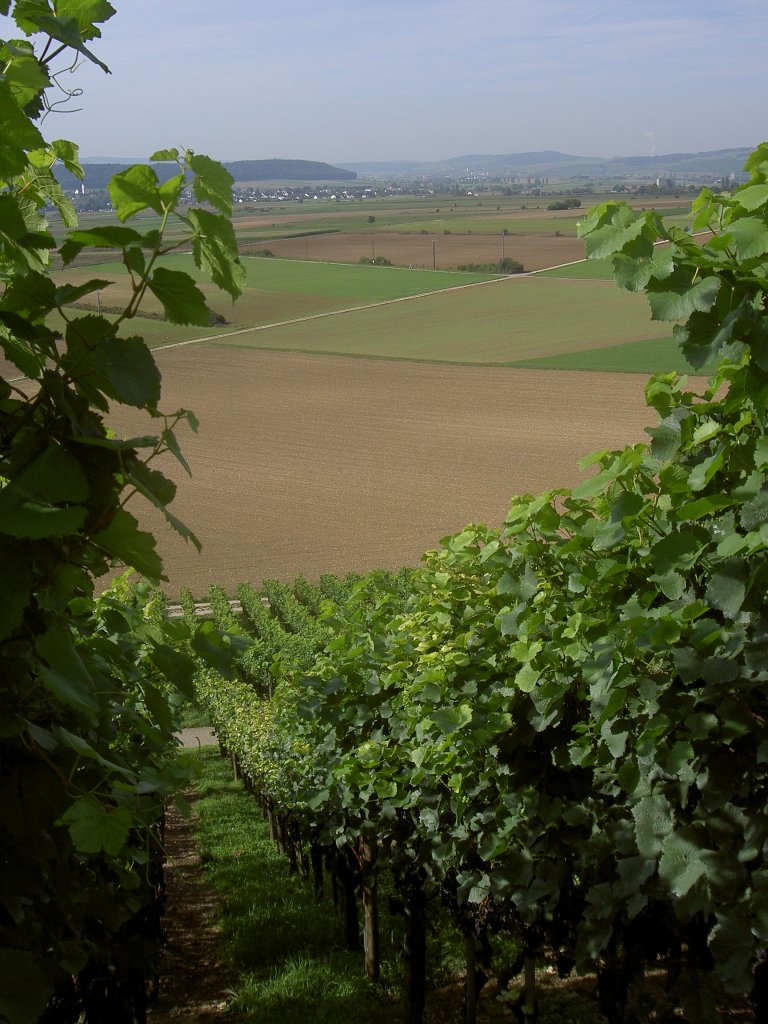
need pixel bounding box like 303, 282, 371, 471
248, 231, 586, 271
108, 347, 670, 597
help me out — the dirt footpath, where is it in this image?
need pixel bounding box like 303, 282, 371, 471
177, 728, 218, 748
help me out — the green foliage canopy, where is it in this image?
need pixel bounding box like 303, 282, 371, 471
195, 146, 768, 1019
0, 4, 244, 1020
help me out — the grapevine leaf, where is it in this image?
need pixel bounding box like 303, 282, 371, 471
0, 322, 41, 375
740, 489, 768, 531
515, 663, 539, 693
708, 912, 759, 993
733, 183, 768, 212
125, 463, 176, 507
187, 207, 246, 300
54, 278, 112, 305
646, 271, 720, 322
705, 559, 746, 618
0, 81, 45, 177
2, 47, 49, 108
59, 797, 133, 855
59, 224, 143, 263
431, 705, 473, 734
147, 266, 210, 325
148, 643, 196, 699
49, 138, 82, 176
64, 318, 161, 409
37, 659, 99, 716
191, 620, 249, 678
158, 171, 185, 207
650, 531, 704, 574
157, 504, 202, 552
0, 444, 89, 538
673, 494, 733, 522
187, 152, 235, 215
613, 244, 674, 292
92, 509, 165, 579
21, 11, 111, 70
646, 416, 681, 461
632, 792, 673, 858
150, 148, 179, 162
688, 446, 725, 492
724, 217, 768, 260
108, 164, 162, 220
650, 570, 686, 600
658, 831, 707, 896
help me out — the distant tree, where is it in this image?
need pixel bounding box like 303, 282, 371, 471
547, 198, 582, 210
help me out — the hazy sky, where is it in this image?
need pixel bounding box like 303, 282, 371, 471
36, 0, 767, 164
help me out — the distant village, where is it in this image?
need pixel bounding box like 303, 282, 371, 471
65, 166, 743, 215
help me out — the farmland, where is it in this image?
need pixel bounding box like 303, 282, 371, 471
259, 229, 586, 271
109, 348, 666, 595
45, 188, 702, 596
52, 253, 677, 369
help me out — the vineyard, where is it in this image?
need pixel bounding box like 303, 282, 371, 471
173, 162, 768, 1024
2, 5, 768, 1023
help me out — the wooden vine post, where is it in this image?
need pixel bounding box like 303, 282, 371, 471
335, 846, 361, 951
464, 932, 477, 1024
402, 870, 427, 1024
360, 836, 380, 981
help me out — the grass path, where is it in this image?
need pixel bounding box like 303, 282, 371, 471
179, 748, 617, 1024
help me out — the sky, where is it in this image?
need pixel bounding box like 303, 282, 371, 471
28, 0, 768, 165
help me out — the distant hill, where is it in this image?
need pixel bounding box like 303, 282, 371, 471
343, 148, 755, 179
225, 159, 356, 182
55, 157, 356, 190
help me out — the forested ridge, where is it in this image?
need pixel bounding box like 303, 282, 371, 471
54, 157, 357, 191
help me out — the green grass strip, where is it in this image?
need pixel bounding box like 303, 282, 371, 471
534, 257, 613, 280
506, 335, 711, 375
186, 751, 607, 1024
191, 749, 400, 1023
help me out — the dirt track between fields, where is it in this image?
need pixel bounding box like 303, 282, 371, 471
107, 348, 668, 597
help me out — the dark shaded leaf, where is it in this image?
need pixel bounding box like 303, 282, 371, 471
147, 266, 210, 325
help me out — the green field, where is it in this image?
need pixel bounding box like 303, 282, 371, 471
55, 256, 499, 340
508, 335, 700, 374
55, 244, 700, 375
82, 254, 496, 298
536, 257, 614, 279
207, 276, 675, 368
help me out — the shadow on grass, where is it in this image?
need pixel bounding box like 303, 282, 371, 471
191, 749, 403, 1024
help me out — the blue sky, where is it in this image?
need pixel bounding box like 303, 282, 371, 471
39, 0, 768, 164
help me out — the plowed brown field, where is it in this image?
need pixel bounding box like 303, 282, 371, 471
248, 231, 585, 271
108, 347, 669, 596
